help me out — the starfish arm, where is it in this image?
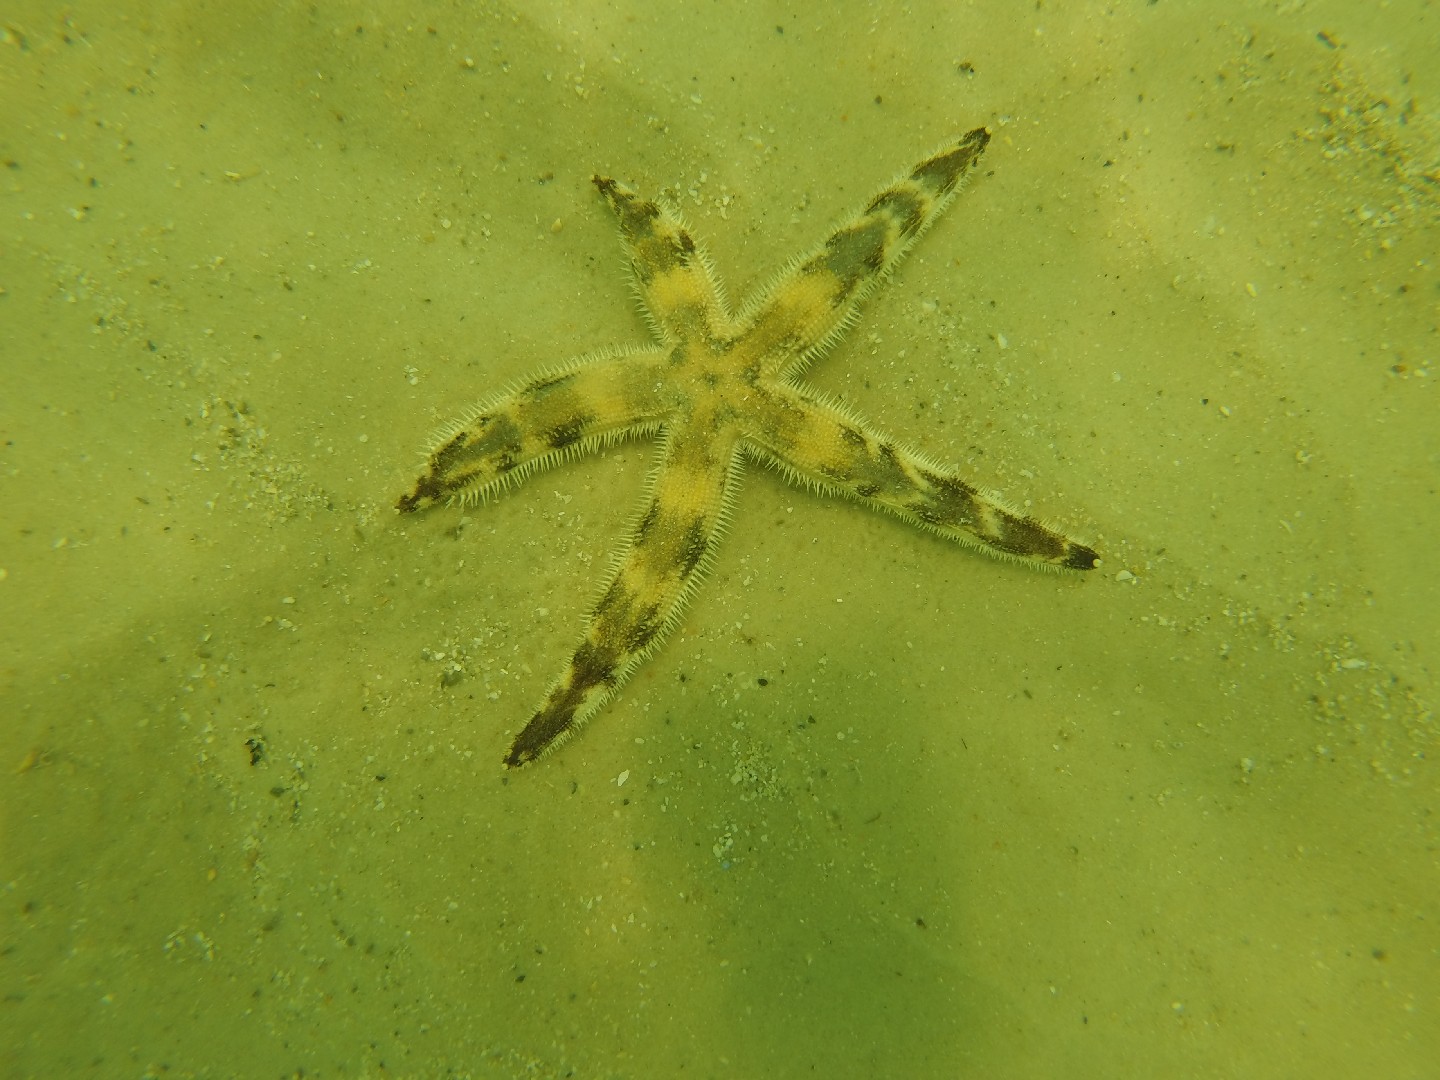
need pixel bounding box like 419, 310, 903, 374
504, 421, 741, 766
592, 175, 728, 345
745, 127, 992, 379
750, 385, 1099, 570
396, 347, 674, 512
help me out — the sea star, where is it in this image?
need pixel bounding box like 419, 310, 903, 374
396, 126, 1098, 767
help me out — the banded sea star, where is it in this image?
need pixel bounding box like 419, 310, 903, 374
397, 126, 1098, 767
